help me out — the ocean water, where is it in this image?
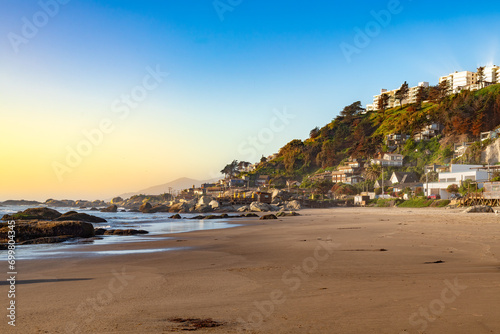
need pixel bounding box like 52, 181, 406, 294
0, 205, 239, 259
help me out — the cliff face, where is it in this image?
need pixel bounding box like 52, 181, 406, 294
482, 139, 500, 165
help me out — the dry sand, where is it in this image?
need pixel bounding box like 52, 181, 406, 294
2, 207, 500, 333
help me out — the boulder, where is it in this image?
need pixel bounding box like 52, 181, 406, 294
276, 211, 301, 217
100, 205, 118, 213
111, 197, 123, 204
139, 202, 153, 213
169, 202, 190, 213
250, 202, 272, 212
209, 200, 221, 210
55, 211, 107, 223
284, 200, 301, 211
237, 205, 250, 212
463, 205, 494, 213
195, 204, 213, 213
260, 214, 278, 220
90, 207, 98, 211
198, 196, 212, 206
2, 207, 62, 221
242, 213, 259, 218
169, 214, 182, 219
150, 205, 170, 213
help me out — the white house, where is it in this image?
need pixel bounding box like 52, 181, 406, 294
423, 164, 489, 199
371, 153, 404, 167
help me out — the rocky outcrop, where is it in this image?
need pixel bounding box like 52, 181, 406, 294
55, 211, 106, 223
1, 200, 41, 206
250, 202, 272, 212
0, 221, 95, 244
276, 211, 301, 217
100, 205, 118, 213
2, 207, 62, 221
103, 229, 148, 235
463, 205, 494, 213
195, 204, 213, 213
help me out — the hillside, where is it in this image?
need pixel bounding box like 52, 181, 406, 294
249, 84, 500, 185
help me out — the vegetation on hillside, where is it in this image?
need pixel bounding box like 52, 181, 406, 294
248, 84, 500, 186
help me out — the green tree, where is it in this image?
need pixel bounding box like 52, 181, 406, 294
415, 85, 427, 110
446, 184, 459, 193
438, 80, 451, 100
220, 160, 239, 179
363, 164, 381, 181
477, 66, 485, 88
377, 93, 390, 114
395, 81, 409, 108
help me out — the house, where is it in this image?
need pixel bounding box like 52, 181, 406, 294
386, 134, 411, 148
310, 171, 333, 182
423, 164, 489, 199
390, 172, 419, 184
371, 153, 404, 167
414, 124, 444, 142
227, 179, 246, 187
453, 142, 474, 159
256, 175, 270, 186
481, 128, 500, 141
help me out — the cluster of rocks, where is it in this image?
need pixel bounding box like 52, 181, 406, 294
0, 207, 106, 248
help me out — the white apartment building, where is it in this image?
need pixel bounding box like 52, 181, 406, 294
439, 71, 478, 94
370, 82, 429, 111
423, 164, 488, 199
484, 65, 500, 85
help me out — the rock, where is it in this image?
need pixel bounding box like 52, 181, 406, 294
2, 200, 41, 206
95, 228, 107, 235
283, 200, 301, 211
150, 205, 170, 213
250, 202, 272, 212
55, 211, 107, 223
139, 202, 153, 213
104, 229, 149, 235
90, 207, 98, 211
169, 214, 182, 219
0, 221, 95, 244
260, 214, 278, 220
44, 199, 77, 207
463, 205, 494, 213
111, 197, 123, 204
169, 202, 190, 213
100, 205, 118, 213
237, 205, 250, 212
209, 200, 221, 210
195, 204, 213, 213
219, 205, 236, 212
198, 196, 213, 206
276, 211, 301, 217
2, 207, 62, 221
242, 213, 259, 218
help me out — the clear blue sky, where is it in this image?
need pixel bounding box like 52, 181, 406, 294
1, 0, 499, 200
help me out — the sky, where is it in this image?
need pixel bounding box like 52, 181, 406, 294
1, 0, 499, 201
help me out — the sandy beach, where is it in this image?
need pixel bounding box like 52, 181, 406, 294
3, 207, 500, 333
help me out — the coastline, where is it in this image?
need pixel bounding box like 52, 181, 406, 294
3, 207, 500, 333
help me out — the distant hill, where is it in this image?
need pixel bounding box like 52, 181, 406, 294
119, 177, 220, 199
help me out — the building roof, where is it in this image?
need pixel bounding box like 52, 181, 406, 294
392, 172, 419, 184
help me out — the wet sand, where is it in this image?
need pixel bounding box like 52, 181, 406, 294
2, 207, 500, 333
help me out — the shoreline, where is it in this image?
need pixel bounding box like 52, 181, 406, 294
3, 207, 500, 333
